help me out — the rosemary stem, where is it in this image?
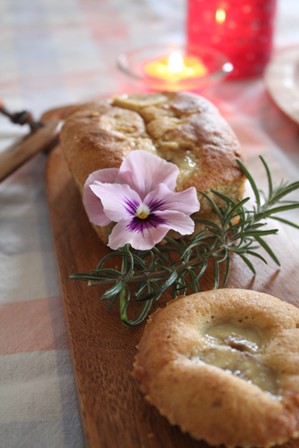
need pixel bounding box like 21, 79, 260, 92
119, 287, 127, 321
81, 246, 222, 287
119, 256, 128, 322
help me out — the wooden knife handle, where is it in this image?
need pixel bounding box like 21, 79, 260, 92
0, 120, 60, 182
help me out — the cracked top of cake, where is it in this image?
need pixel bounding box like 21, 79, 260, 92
60, 91, 244, 192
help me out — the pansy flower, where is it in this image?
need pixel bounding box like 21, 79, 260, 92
83, 150, 200, 250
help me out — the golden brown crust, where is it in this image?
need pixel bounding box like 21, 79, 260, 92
41, 101, 100, 123
59, 92, 246, 241
133, 289, 299, 447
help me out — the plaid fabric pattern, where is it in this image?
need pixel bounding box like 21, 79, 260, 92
0, 1, 184, 446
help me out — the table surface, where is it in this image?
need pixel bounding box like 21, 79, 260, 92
1, 1, 299, 447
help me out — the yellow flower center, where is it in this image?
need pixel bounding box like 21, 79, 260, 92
135, 204, 150, 220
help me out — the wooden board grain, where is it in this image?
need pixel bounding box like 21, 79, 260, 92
46, 145, 299, 448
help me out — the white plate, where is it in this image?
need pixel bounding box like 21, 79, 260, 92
264, 47, 299, 124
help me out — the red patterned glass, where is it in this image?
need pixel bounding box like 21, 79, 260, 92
187, 0, 277, 79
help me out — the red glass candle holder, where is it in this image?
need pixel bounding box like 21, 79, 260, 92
187, 0, 277, 80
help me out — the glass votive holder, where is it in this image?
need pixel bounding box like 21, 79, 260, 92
117, 43, 233, 92
187, 0, 277, 80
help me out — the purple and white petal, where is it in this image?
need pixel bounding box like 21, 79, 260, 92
144, 183, 200, 215
117, 150, 179, 198
108, 219, 170, 250
90, 182, 141, 222
83, 168, 118, 226
154, 210, 195, 235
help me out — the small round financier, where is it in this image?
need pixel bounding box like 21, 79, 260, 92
133, 289, 299, 447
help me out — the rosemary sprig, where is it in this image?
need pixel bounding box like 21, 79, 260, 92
70, 156, 299, 326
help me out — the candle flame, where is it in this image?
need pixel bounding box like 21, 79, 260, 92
215, 8, 226, 24
144, 52, 208, 86
167, 51, 185, 75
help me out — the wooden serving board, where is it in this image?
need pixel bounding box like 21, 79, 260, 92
46, 143, 299, 448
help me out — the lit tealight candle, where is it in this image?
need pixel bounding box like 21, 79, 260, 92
144, 51, 207, 82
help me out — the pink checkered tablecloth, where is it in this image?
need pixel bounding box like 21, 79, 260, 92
0, 1, 299, 447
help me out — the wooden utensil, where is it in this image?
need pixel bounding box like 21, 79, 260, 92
0, 120, 60, 182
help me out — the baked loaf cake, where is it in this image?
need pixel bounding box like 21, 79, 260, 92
60, 92, 245, 242
133, 289, 299, 447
